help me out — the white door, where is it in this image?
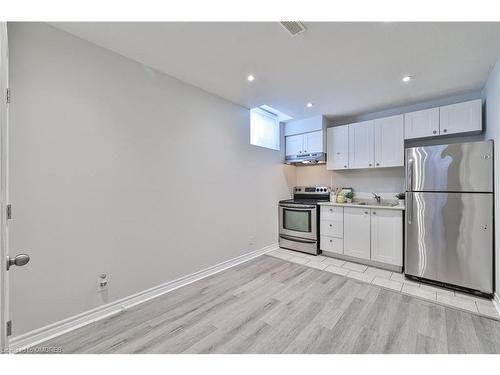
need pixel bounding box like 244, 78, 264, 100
0, 22, 9, 351
348, 121, 374, 169
285, 134, 303, 156
303, 130, 323, 154
404, 107, 439, 139
0, 24, 29, 351
373, 115, 404, 168
370, 209, 403, 266
439, 99, 482, 136
326, 125, 349, 170
343, 207, 371, 260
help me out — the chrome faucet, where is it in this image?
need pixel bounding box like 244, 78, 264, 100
372, 193, 381, 203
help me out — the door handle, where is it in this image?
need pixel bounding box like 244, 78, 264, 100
279, 235, 316, 244
407, 193, 412, 225
6, 254, 30, 271
407, 159, 413, 191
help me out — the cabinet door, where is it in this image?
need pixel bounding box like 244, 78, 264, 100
285, 134, 303, 156
320, 236, 343, 254
343, 207, 371, 260
370, 210, 403, 266
320, 219, 343, 238
439, 99, 482, 136
326, 126, 349, 170
404, 108, 439, 139
284, 115, 324, 136
374, 115, 404, 167
348, 121, 374, 169
303, 130, 323, 154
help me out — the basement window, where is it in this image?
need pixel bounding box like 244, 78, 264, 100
250, 105, 291, 151
250, 107, 279, 150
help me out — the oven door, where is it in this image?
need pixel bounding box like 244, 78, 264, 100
279, 203, 317, 241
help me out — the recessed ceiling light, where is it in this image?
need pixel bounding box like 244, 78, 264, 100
247, 75, 255, 82
402, 75, 412, 83
306, 102, 313, 108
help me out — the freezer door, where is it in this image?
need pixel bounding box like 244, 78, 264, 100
406, 141, 493, 192
405, 192, 493, 294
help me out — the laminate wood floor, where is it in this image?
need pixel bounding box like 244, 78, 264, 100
34, 255, 500, 354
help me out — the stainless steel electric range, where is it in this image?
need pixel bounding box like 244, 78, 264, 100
278, 186, 331, 255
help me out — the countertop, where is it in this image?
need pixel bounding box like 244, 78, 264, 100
318, 200, 405, 211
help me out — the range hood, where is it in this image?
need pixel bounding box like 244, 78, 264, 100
285, 152, 326, 165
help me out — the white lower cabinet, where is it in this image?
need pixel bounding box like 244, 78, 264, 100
370, 209, 403, 266
343, 207, 371, 260
320, 206, 344, 254
320, 236, 343, 255
320, 205, 403, 269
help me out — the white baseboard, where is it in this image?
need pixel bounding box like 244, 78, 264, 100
494, 293, 500, 316
8, 243, 278, 352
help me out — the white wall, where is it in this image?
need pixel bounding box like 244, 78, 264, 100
483, 54, 500, 296
7, 23, 295, 336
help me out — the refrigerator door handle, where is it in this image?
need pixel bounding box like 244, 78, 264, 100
407, 192, 412, 224
407, 158, 413, 191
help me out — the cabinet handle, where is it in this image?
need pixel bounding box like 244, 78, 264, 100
336, 152, 340, 155
433, 130, 437, 134
329, 224, 333, 227
364, 211, 369, 214
443, 129, 447, 133
304, 150, 307, 153
373, 211, 377, 215
376, 163, 380, 166
344, 165, 347, 168
329, 209, 333, 211
329, 239, 333, 242
369, 163, 372, 166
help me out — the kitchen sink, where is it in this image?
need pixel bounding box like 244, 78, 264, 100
352, 201, 398, 207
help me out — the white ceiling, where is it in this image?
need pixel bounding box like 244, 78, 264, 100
50, 22, 500, 121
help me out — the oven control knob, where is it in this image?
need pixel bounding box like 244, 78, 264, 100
316, 188, 319, 192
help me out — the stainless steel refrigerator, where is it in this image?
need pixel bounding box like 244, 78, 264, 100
405, 140, 494, 296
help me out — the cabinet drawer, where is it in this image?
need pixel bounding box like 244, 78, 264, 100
320, 219, 343, 238
320, 236, 343, 254
320, 205, 343, 221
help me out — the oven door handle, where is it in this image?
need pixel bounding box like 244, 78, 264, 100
279, 235, 316, 244
279, 204, 316, 209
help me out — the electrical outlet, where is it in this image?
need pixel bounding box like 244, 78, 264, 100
97, 273, 108, 292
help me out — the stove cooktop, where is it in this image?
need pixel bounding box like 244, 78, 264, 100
279, 198, 330, 205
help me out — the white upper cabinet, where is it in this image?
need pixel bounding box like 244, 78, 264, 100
404, 100, 482, 140
370, 210, 403, 267
404, 107, 440, 140
439, 99, 482, 136
373, 114, 404, 168
285, 134, 303, 156
303, 130, 324, 154
284, 115, 326, 137
343, 207, 371, 260
349, 120, 374, 169
326, 125, 349, 170
284, 116, 327, 157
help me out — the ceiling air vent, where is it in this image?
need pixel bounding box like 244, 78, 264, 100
280, 22, 307, 36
